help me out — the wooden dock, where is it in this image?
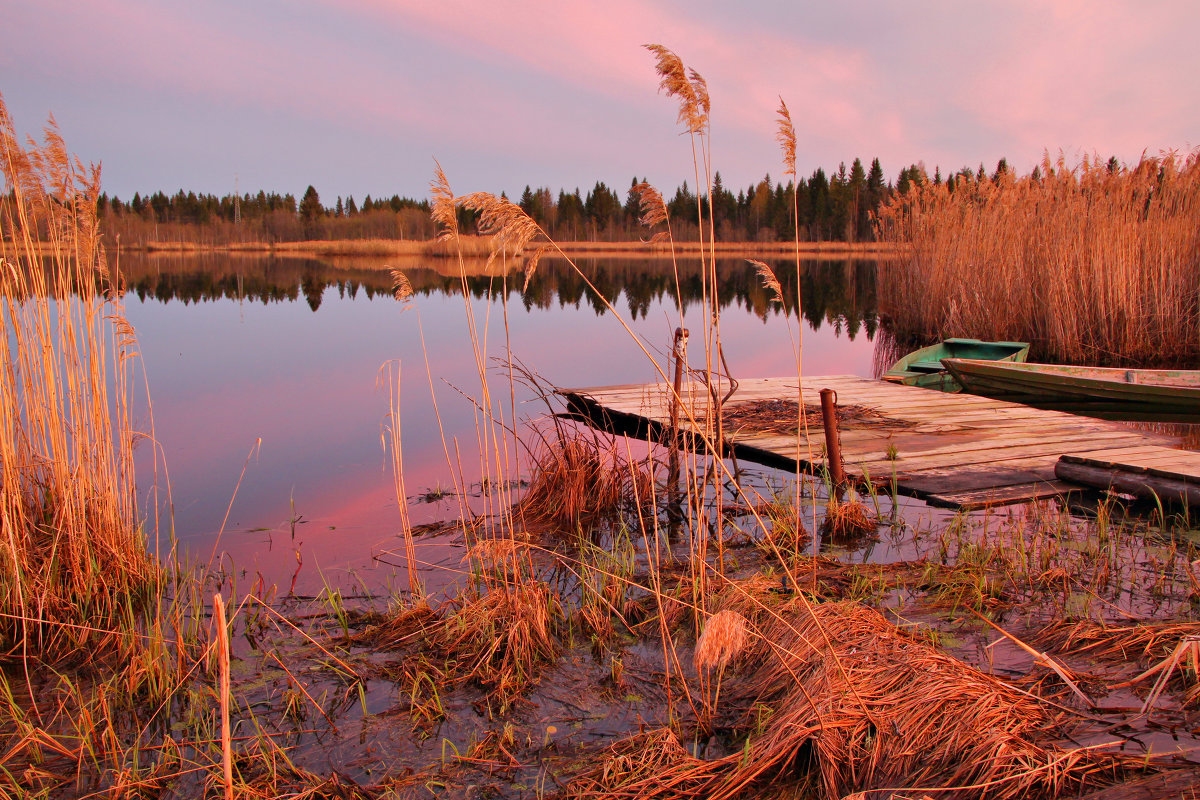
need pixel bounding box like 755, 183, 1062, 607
560, 375, 1189, 510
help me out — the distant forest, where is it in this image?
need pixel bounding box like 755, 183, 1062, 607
96, 158, 1015, 246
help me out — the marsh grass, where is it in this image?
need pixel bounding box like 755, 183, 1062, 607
0, 94, 161, 665
519, 428, 655, 530
875, 152, 1200, 366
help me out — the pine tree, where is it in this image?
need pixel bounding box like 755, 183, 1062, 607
300, 186, 323, 238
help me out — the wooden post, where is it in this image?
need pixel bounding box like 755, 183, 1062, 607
819, 388, 847, 493
669, 327, 688, 435
667, 328, 689, 533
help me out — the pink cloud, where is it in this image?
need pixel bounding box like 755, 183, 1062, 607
317, 0, 878, 159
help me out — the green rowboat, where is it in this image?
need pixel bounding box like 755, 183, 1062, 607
882, 338, 1030, 391
942, 359, 1200, 418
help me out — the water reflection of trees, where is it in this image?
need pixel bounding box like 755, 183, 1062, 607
116, 254, 878, 338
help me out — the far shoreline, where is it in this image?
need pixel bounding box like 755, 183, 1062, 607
105, 237, 906, 260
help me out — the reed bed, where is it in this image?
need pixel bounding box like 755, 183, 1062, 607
875, 152, 1200, 366
0, 94, 159, 664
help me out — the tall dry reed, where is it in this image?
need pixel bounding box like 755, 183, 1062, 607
0, 93, 157, 663
875, 152, 1200, 366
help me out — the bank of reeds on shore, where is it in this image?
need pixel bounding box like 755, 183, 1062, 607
0, 95, 159, 664
875, 151, 1200, 366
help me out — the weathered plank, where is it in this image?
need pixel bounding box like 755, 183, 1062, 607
925, 480, 1080, 510
1056, 449, 1200, 506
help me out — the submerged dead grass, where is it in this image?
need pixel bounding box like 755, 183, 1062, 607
875, 151, 1200, 366
569, 600, 1130, 800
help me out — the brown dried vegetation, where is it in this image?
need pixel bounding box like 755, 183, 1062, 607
569, 601, 1132, 800
875, 151, 1200, 366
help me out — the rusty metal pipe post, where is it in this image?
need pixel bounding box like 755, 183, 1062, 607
819, 388, 847, 493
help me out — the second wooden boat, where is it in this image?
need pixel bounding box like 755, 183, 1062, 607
942, 359, 1200, 417
882, 338, 1030, 391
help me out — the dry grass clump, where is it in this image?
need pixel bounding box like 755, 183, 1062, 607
562, 727, 717, 799
875, 151, 1200, 366
0, 94, 158, 664
355, 582, 563, 714
820, 495, 877, 539
348, 599, 439, 650
570, 600, 1128, 800
432, 581, 562, 711
1034, 619, 1200, 675
756, 497, 809, 552
719, 600, 1119, 800
519, 432, 654, 529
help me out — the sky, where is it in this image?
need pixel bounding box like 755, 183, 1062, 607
4, 0, 1197, 203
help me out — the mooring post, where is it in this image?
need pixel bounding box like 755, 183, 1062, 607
667, 328, 689, 506
669, 327, 688, 435
819, 388, 847, 493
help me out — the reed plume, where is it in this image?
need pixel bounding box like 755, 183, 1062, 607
694, 609, 749, 673
776, 98, 797, 179
389, 267, 413, 304
429, 160, 458, 241
630, 181, 670, 243
644, 44, 709, 135
747, 259, 784, 305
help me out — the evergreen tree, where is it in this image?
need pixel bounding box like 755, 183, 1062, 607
624, 177, 642, 221
848, 158, 867, 241
300, 185, 323, 238
585, 181, 620, 237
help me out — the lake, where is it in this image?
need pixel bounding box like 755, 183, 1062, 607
118, 251, 883, 596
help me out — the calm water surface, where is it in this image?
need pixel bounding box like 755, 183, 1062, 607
120, 253, 883, 594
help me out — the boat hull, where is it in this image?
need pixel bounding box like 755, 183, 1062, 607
942, 359, 1200, 417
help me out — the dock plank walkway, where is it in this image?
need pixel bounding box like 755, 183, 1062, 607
560, 375, 1186, 510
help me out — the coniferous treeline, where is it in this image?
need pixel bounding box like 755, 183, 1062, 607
91, 157, 1011, 246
